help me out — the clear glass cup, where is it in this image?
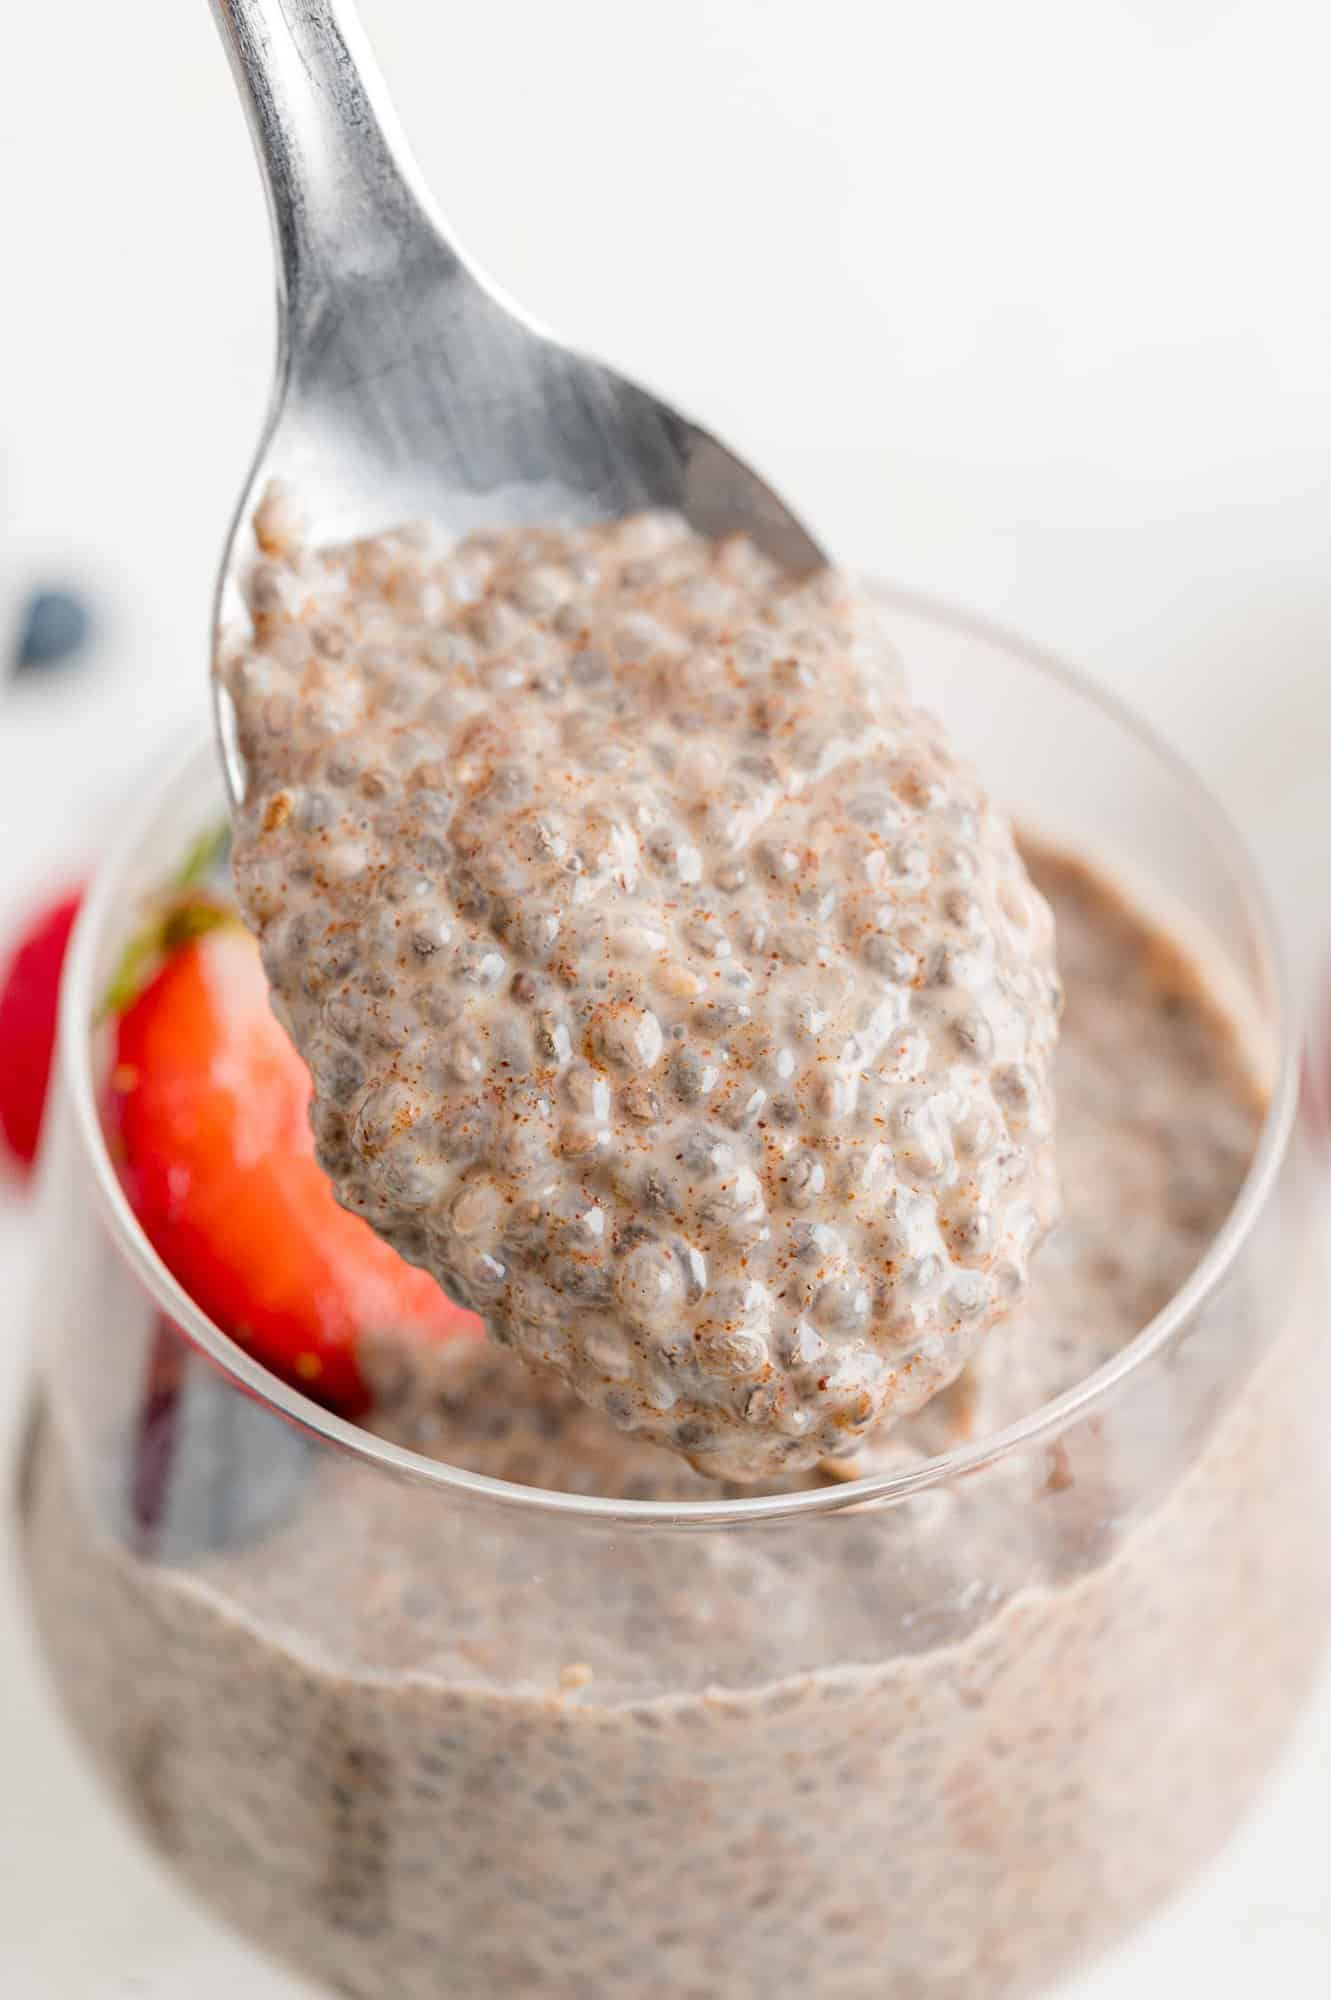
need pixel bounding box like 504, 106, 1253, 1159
17, 592, 1331, 2000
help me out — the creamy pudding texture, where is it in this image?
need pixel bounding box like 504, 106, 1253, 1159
24, 848, 1331, 2000
222, 497, 1060, 1478
363, 847, 1264, 1493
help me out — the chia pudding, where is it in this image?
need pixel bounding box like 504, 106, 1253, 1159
219, 499, 1062, 1479
22, 838, 1331, 2000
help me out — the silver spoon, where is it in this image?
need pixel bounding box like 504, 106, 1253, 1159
207, 0, 826, 803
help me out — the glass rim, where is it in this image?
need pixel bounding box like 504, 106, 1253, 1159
58, 583, 1298, 1530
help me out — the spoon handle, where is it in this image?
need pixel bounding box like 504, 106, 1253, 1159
208, 0, 450, 320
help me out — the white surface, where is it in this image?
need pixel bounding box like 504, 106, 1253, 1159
3, 0, 1331, 1992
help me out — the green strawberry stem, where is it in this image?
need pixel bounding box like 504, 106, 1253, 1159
175, 820, 232, 892
98, 819, 236, 1023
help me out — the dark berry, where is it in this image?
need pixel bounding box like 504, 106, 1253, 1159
14, 589, 92, 673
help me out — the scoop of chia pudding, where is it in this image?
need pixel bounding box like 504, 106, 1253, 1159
220, 493, 1062, 1478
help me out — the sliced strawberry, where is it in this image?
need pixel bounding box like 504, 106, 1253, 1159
110, 922, 478, 1414
0, 889, 82, 1171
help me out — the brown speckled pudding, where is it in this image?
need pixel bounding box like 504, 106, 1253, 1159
21, 846, 1331, 2000
220, 502, 1062, 1479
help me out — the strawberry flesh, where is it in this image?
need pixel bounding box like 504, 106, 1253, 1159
111, 923, 478, 1414
0, 889, 82, 1170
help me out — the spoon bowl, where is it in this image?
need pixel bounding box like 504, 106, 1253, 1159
208, 0, 826, 802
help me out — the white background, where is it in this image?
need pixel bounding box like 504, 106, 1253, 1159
4, 1, 1331, 1993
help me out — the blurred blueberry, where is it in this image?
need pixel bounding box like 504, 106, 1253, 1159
14, 588, 92, 673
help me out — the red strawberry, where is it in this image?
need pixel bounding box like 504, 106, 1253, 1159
0, 889, 82, 1171
110, 921, 478, 1414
